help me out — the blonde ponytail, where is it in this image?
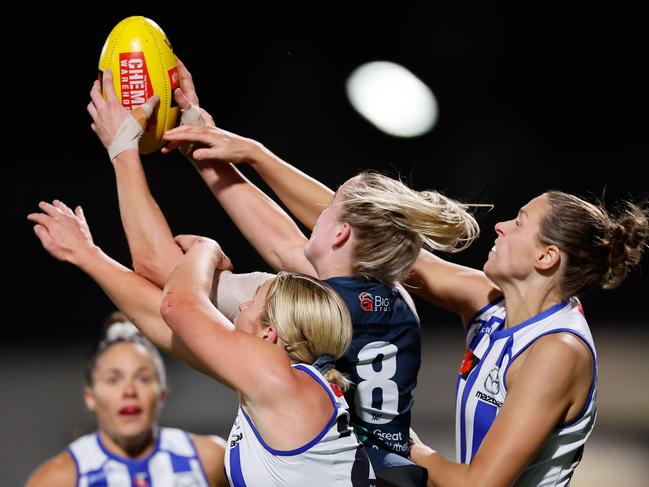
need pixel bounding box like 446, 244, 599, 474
340, 172, 481, 285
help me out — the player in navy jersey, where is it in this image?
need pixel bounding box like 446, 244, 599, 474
25, 313, 227, 487
159, 62, 481, 486
403, 191, 649, 486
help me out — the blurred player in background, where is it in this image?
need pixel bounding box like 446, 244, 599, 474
25, 312, 227, 487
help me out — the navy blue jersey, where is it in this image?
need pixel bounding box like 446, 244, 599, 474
326, 277, 421, 457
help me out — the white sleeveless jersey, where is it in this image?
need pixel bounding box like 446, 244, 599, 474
456, 297, 597, 486
67, 427, 210, 487
224, 363, 376, 486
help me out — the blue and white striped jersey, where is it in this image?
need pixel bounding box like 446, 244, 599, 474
67, 427, 209, 487
456, 297, 597, 486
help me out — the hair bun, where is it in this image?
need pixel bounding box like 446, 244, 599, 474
105, 321, 140, 341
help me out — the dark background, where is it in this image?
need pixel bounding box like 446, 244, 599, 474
10, 6, 647, 343
3, 5, 648, 486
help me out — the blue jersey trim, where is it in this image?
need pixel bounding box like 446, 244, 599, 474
466, 296, 505, 330
472, 400, 497, 460
502, 329, 597, 427
95, 430, 161, 467
87, 472, 108, 487
458, 339, 495, 463
490, 300, 569, 340
169, 453, 190, 473
239, 364, 338, 456
65, 448, 81, 487
228, 443, 247, 486
325, 275, 372, 286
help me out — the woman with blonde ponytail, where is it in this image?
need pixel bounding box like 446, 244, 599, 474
264, 272, 354, 392
161, 64, 481, 486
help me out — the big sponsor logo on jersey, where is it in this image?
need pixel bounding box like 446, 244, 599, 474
229, 417, 244, 448
230, 432, 243, 448
358, 291, 391, 312
484, 366, 500, 395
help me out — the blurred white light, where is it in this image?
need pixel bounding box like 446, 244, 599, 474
346, 61, 438, 137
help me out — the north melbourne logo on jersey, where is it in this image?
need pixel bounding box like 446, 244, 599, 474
484, 366, 500, 395
358, 292, 391, 312
133, 472, 150, 487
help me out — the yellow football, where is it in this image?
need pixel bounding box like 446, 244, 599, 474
98, 16, 179, 154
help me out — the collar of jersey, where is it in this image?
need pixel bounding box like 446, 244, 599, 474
95, 429, 161, 467
325, 276, 387, 289
490, 299, 570, 340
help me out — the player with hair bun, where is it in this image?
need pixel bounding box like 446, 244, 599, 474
25, 312, 228, 487
405, 191, 649, 486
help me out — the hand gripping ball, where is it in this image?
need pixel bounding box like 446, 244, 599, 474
98, 16, 179, 154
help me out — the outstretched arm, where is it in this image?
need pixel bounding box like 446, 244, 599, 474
27, 200, 213, 375
178, 149, 316, 275
163, 62, 494, 319
158, 62, 318, 275
88, 68, 182, 287
406, 249, 500, 326
164, 123, 333, 232
161, 62, 333, 232
164, 121, 497, 319
241, 144, 334, 230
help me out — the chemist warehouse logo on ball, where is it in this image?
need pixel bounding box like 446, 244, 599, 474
358, 292, 391, 312
118, 52, 153, 109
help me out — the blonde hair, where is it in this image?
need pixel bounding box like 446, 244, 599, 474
260, 272, 353, 391
339, 172, 481, 285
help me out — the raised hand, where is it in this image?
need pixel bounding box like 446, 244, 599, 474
27, 200, 97, 265
174, 234, 233, 271
161, 59, 215, 155
163, 125, 257, 163
88, 68, 159, 156
174, 58, 199, 110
